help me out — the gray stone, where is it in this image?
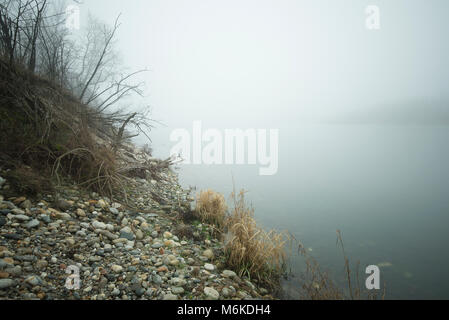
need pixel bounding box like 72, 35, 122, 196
172, 287, 185, 295
56, 212, 71, 220
204, 263, 215, 271
15, 255, 37, 262
5, 266, 21, 276
0, 279, 16, 289
12, 214, 30, 222
92, 221, 107, 230
120, 227, 135, 241
111, 288, 120, 296
36, 260, 48, 269
25, 276, 42, 286
20, 200, 32, 210
163, 293, 178, 300
221, 270, 237, 278
111, 265, 123, 273
203, 249, 214, 260
221, 288, 231, 298
204, 287, 220, 300
151, 243, 163, 249
170, 277, 187, 287
55, 199, 71, 211
135, 229, 144, 240
0, 216, 6, 227
152, 275, 163, 285
25, 219, 40, 229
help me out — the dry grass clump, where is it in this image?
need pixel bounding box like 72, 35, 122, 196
193, 188, 289, 287
195, 190, 227, 229
50, 124, 125, 199
0, 58, 149, 201
3, 165, 54, 197
224, 190, 289, 287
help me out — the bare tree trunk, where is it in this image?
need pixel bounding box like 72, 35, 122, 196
112, 112, 137, 153
79, 14, 121, 102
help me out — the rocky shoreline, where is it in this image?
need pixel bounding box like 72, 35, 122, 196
0, 163, 274, 300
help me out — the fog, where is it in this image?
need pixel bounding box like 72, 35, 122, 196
78, 0, 449, 299
79, 0, 449, 153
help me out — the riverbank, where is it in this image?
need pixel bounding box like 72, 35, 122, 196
0, 154, 276, 300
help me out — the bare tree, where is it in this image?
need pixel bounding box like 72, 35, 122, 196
0, 0, 154, 148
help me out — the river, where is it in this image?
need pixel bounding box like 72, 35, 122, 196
177, 124, 449, 299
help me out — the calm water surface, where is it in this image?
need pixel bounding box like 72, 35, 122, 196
178, 125, 449, 299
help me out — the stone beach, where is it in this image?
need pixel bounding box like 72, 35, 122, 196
0, 161, 273, 300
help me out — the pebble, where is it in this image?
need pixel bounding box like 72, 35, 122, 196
0, 154, 270, 301
111, 265, 123, 273
36, 260, 48, 269
221, 288, 231, 297
25, 276, 42, 286
222, 270, 237, 278
204, 287, 220, 300
204, 263, 215, 271
92, 221, 107, 230
0, 279, 16, 289
172, 287, 185, 295
76, 209, 86, 217
135, 229, 144, 240
25, 219, 40, 229
11, 214, 30, 222
203, 249, 214, 260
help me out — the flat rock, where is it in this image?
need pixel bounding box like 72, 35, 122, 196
0, 279, 16, 289
222, 270, 237, 278
25, 219, 40, 229
204, 263, 215, 271
204, 287, 220, 300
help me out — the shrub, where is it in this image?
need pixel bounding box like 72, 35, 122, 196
3, 165, 53, 197
194, 188, 289, 288
195, 190, 227, 229
224, 190, 288, 287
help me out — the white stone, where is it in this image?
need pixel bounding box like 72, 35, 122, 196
204, 287, 220, 300
111, 265, 123, 273
204, 263, 215, 271
92, 221, 106, 230
221, 270, 237, 278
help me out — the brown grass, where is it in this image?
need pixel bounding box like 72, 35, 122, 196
195, 190, 227, 229
3, 165, 54, 197
224, 190, 289, 287
0, 57, 138, 201
194, 188, 289, 288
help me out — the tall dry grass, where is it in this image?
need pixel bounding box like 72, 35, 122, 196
224, 190, 289, 287
195, 188, 289, 288
195, 190, 227, 229
0, 57, 146, 200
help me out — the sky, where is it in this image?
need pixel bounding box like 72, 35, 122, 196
74, 0, 449, 157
